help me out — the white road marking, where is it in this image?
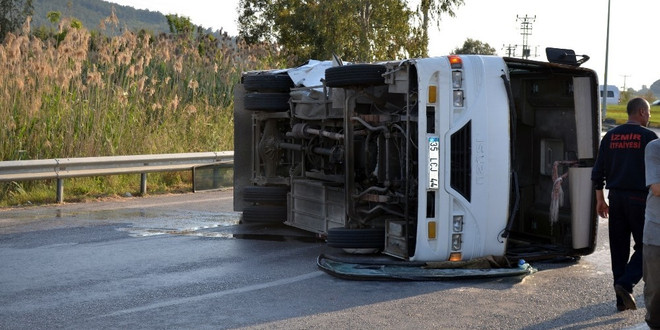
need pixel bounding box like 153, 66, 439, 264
101, 271, 325, 317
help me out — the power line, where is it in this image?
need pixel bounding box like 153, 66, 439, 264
517, 15, 536, 59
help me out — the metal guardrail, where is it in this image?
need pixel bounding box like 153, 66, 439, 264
0, 152, 234, 203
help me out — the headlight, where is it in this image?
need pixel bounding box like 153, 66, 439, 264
453, 90, 464, 107
451, 234, 462, 251
452, 215, 463, 232
452, 71, 462, 88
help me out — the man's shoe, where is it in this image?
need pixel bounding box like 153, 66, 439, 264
614, 284, 637, 310
616, 304, 627, 312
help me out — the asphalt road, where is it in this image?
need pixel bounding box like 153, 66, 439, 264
0, 189, 651, 329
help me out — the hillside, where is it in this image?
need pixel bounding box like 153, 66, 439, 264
31, 0, 171, 34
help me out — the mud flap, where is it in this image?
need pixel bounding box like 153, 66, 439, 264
317, 254, 537, 281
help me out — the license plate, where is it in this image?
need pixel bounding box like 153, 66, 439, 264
428, 136, 439, 189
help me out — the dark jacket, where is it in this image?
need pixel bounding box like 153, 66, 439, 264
592, 123, 658, 191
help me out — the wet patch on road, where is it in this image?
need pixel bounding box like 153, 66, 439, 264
115, 210, 240, 237
114, 211, 323, 243
1, 202, 323, 243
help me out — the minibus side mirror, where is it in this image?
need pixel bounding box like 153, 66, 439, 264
546, 47, 590, 66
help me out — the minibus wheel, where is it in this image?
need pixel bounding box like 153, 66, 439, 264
243, 73, 294, 92
244, 92, 291, 112
241, 205, 287, 223
325, 64, 387, 88
326, 227, 385, 249
243, 186, 288, 204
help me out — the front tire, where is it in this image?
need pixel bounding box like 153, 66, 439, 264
325, 64, 387, 88
326, 227, 385, 249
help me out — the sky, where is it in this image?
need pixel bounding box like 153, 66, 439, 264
105, 0, 659, 91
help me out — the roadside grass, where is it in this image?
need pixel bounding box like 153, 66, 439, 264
604, 105, 628, 124
606, 104, 660, 128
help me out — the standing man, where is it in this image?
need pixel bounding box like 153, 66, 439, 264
592, 97, 657, 312
644, 137, 660, 329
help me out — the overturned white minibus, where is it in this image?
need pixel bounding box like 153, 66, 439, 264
233, 48, 600, 263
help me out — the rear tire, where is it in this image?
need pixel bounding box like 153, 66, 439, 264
242, 205, 287, 223
243, 73, 294, 92
244, 93, 290, 112
243, 186, 288, 204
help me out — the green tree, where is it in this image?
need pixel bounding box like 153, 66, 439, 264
70, 18, 82, 29
46, 11, 61, 25
620, 88, 633, 105
237, 0, 272, 44
166, 14, 194, 36
418, 0, 464, 57
238, 0, 424, 64
0, 0, 33, 40
33, 10, 60, 40
451, 38, 496, 55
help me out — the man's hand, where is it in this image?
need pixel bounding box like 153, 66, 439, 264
595, 189, 609, 218
596, 199, 609, 218
651, 183, 660, 197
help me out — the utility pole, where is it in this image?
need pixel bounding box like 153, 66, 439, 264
621, 74, 630, 91
502, 44, 517, 57
602, 0, 611, 119
517, 15, 536, 59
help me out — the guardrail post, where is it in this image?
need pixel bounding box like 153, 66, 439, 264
56, 179, 64, 203
191, 168, 196, 192
213, 167, 219, 187
140, 173, 147, 196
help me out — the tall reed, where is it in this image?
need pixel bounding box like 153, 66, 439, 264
0, 14, 287, 204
